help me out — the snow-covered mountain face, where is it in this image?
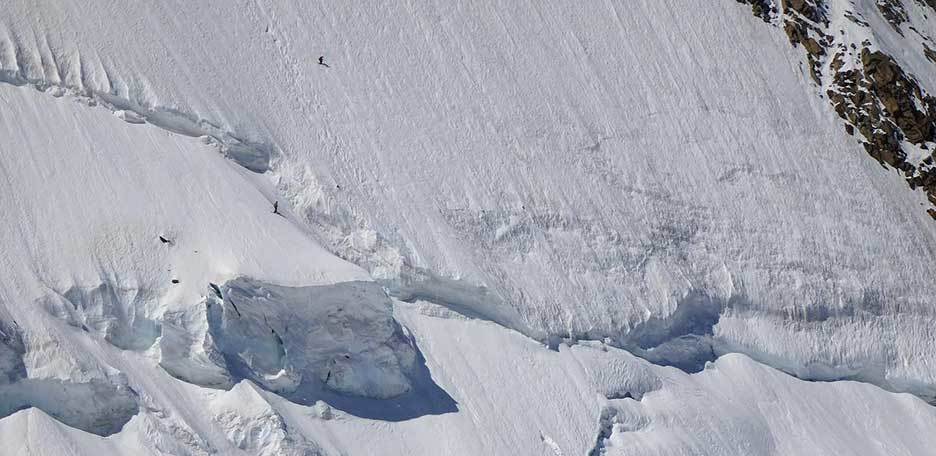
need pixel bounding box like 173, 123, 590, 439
2, 0, 936, 454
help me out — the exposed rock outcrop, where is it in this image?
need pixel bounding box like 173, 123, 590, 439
739, 0, 936, 218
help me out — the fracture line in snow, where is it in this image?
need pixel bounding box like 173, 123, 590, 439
0, 68, 273, 173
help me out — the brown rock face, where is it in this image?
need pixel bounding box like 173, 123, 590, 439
876, 0, 908, 33
803, 37, 824, 55
861, 49, 936, 145
740, 0, 936, 219
781, 0, 826, 22
736, 0, 776, 22
924, 43, 936, 64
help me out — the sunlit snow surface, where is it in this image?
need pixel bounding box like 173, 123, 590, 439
2, 0, 936, 454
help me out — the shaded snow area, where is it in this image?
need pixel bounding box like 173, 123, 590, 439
2, 0, 936, 454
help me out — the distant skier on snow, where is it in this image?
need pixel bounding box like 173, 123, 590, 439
318, 56, 329, 68
273, 200, 280, 214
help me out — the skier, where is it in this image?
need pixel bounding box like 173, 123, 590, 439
273, 200, 280, 214
318, 56, 329, 68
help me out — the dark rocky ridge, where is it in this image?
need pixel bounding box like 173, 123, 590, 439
739, 0, 936, 219
925, 43, 936, 63
877, 0, 909, 34
736, 0, 778, 22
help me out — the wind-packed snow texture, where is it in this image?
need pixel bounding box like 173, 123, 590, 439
2, 0, 936, 454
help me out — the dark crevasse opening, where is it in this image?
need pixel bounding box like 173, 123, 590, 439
620, 290, 723, 373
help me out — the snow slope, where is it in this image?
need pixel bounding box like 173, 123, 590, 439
2, 0, 936, 453
0, 81, 421, 446
5, 294, 936, 455
5, 0, 936, 395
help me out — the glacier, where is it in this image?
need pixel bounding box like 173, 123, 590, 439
1, 0, 936, 454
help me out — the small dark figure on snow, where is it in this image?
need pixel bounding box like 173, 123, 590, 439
318, 56, 329, 68
273, 200, 280, 214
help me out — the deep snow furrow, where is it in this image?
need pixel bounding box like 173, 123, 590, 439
0, 43, 273, 173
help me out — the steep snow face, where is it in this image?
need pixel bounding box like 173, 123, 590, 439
160, 278, 421, 399
4, 0, 936, 394
202, 278, 417, 398
208, 381, 324, 456
3, 0, 936, 453
4, 300, 936, 455
0, 79, 422, 444
599, 353, 936, 456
